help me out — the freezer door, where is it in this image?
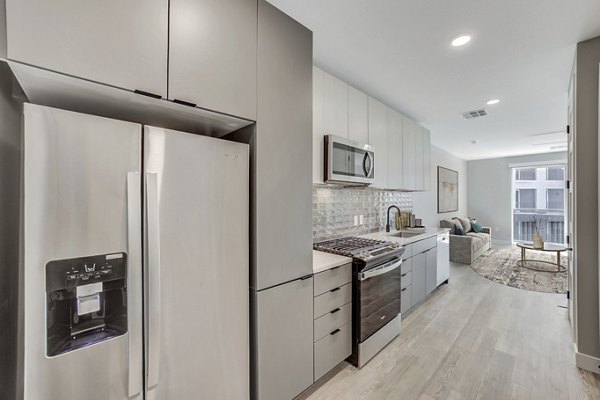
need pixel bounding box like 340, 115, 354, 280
21, 103, 143, 400
144, 126, 249, 399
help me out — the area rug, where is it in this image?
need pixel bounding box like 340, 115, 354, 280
470, 246, 567, 294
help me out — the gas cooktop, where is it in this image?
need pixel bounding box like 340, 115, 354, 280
313, 236, 402, 262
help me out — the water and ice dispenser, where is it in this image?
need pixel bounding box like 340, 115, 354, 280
46, 253, 128, 357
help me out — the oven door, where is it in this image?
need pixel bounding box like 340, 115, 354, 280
325, 135, 374, 185
357, 257, 401, 342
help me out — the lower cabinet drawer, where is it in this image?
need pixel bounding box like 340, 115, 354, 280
314, 302, 352, 342
402, 244, 413, 260
400, 284, 412, 315
314, 283, 352, 318
400, 270, 412, 289
314, 321, 352, 381
400, 258, 412, 274
413, 236, 436, 255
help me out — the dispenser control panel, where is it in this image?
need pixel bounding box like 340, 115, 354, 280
46, 253, 127, 292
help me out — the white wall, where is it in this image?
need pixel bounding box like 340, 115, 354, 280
467, 152, 567, 245
412, 145, 468, 227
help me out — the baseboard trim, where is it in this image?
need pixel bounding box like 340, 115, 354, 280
575, 345, 600, 374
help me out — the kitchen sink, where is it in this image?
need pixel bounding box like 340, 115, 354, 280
388, 231, 422, 238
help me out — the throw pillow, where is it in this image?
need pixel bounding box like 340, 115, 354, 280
454, 224, 465, 235
471, 221, 484, 233
454, 217, 472, 233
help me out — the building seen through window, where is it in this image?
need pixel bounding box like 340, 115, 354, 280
512, 165, 566, 244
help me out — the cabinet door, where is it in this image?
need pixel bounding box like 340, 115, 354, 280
318, 68, 348, 138
412, 253, 426, 305
402, 116, 416, 190
254, 0, 313, 290
414, 126, 424, 191
313, 67, 325, 183
426, 247, 438, 295
423, 127, 431, 191
348, 86, 368, 144
387, 108, 404, 189
368, 97, 388, 188
6, 0, 168, 97
169, 0, 257, 119
256, 278, 314, 400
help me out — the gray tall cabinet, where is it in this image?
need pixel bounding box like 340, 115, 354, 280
568, 36, 600, 372
252, 2, 314, 400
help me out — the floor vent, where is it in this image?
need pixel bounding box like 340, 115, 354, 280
461, 109, 488, 119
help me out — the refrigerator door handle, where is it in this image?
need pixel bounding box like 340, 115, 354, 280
127, 172, 143, 397
146, 172, 162, 390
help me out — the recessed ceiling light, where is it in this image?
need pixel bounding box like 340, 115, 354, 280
486, 99, 500, 105
451, 35, 471, 47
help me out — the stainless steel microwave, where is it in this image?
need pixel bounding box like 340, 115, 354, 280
325, 135, 374, 185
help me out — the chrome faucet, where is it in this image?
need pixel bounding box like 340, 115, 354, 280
386, 205, 401, 232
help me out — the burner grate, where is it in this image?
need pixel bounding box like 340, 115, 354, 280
314, 237, 391, 257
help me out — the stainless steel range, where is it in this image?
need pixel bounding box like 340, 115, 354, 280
314, 237, 405, 368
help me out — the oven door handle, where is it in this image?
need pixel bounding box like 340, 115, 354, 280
359, 258, 402, 281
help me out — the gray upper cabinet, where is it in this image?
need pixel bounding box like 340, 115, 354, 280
316, 68, 348, 138
402, 116, 416, 190
6, 0, 168, 97
348, 86, 369, 144
387, 108, 404, 189
414, 125, 425, 190
254, 0, 313, 290
368, 97, 388, 189
169, 0, 257, 120
423, 127, 431, 191
255, 277, 314, 400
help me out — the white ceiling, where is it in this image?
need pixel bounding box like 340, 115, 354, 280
268, 0, 600, 160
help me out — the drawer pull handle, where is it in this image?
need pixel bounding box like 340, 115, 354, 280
401, 288, 407, 292
300, 274, 312, 280
401, 273, 408, 277
330, 329, 341, 336
330, 287, 341, 293
330, 308, 341, 314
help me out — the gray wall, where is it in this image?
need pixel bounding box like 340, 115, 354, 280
573, 36, 600, 360
0, 61, 23, 400
412, 145, 468, 228
467, 152, 567, 245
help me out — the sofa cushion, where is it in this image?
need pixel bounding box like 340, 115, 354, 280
468, 235, 484, 252
454, 217, 472, 233
441, 219, 464, 234
471, 221, 484, 233
467, 232, 490, 246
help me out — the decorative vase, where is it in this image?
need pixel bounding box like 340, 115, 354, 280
533, 231, 544, 249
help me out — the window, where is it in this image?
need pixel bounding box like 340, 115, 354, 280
515, 189, 536, 209
515, 168, 536, 180
547, 189, 564, 210
547, 166, 565, 181
511, 164, 566, 245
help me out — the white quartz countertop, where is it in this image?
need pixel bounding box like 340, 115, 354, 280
361, 227, 451, 246
313, 250, 352, 274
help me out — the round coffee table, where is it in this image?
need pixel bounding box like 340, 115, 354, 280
516, 242, 567, 273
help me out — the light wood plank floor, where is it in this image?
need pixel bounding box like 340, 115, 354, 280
303, 262, 600, 400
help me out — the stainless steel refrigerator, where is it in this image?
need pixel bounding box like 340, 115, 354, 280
19, 103, 249, 399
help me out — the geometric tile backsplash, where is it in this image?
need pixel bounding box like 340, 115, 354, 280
313, 185, 413, 242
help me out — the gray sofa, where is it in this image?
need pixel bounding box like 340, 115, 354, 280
440, 219, 492, 264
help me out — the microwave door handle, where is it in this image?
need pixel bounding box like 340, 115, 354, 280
359, 258, 402, 281
126, 172, 143, 397
145, 172, 161, 390
363, 151, 373, 177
